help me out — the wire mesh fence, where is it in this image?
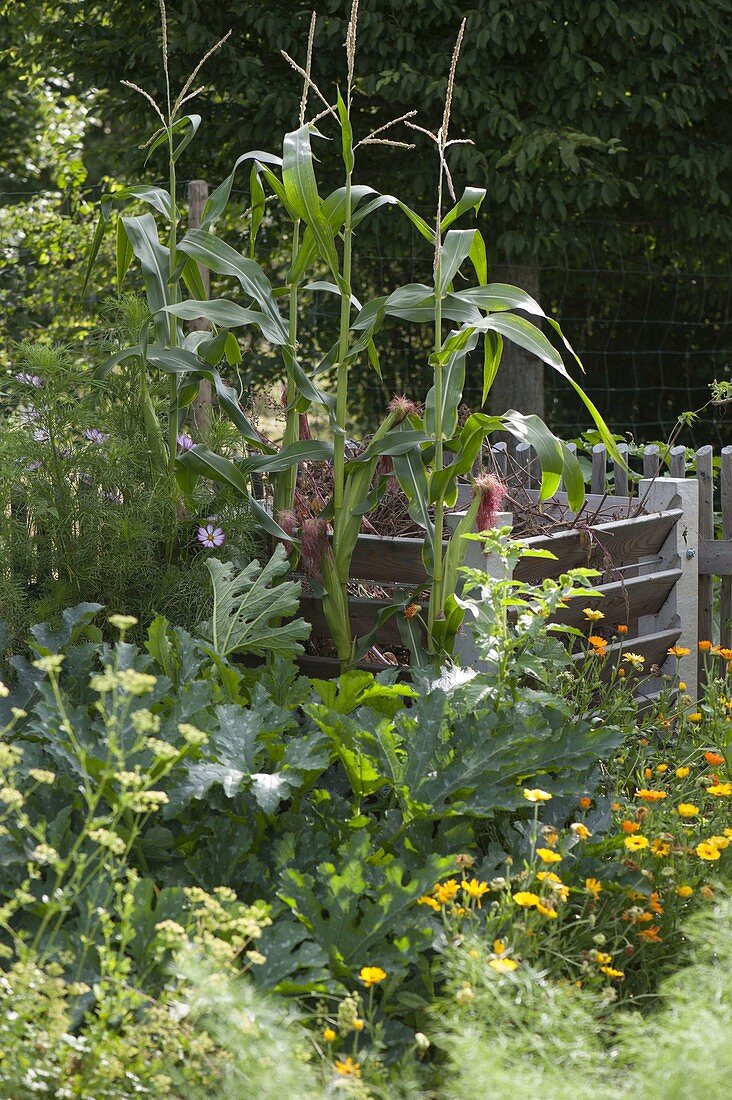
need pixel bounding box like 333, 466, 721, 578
2, 182, 731, 447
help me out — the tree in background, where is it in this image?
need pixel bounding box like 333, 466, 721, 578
3, 0, 731, 423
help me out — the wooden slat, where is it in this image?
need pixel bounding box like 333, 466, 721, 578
699, 539, 732, 576
301, 596, 406, 646
514, 510, 682, 583
722, 446, 732, 645
573, 628, 681, 681
614, 442, 629, 498
669, 445, 686, 479
697, 446, 714, 667
349, 533, 433, 583
550, 569, 681, 630
591, 444, 606, 494
643, 444, 659, 479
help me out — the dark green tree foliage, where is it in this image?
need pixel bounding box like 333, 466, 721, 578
11, 0, 731, 260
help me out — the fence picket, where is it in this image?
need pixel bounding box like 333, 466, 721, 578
697, 446, 714, 664
643, 444, 659, 479
722, 446, 732, 646
591, 443, 607, 494
669, 445, 686, 479
614, 442, 629, 498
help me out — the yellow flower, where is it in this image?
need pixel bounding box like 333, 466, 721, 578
635, 789, 667, 803
708, 834, 731, 850
675, 766, 690, 778
656, 764, 668, 774
585, 877, 603, 899
570, 822, 592, 840
489, 956, 519, 973
688, 713, 703, 723
417, 894, 441, 911
696, 841, 721, 861
323, 1027, 337, 1042
359, 966, 387, 988
676, 884, 694, 898
678, 681, 687, 691
668, 646, 691, 657
706, 783, 732, 796
624, 835, 650, 851
353, 1018, 365, 1032
677, 803, 699, 818
513, 891, 540, 908
433, 879, 460, 904
623, 652, 645, 669
650, 838, 671, 857
523, 787, 552, 802
724, 828, 732, 837
536, 900, 558, 919
600, 966, 625, 979
541, 825, 559, 847
583, 608, 605, 621
493, 939, 506, 955
461, 879, 490, 906
536, 848, 562, 864
593, 951, 613, 965
334, 1057, 361, 1078
644, 767, 653, 780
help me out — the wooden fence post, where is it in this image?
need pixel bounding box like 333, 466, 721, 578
637, 477, 699, 698
721, 446, 732, 646
187, 179, 212, 433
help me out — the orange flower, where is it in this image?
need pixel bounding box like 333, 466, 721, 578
404, 603, 421, 620
644, 767, 653, 780
648, 892, 664, 914
579, 797, 592, 810
637, 925, 663, 943
668, 646, 690, 658
698, 640, 712, 652
617, 624, 629, 635
635, 789, 667, 803
621, 820, 640, 834
588, 635, 607, 650
704, 751, 725, 766
618, 668, 626, 678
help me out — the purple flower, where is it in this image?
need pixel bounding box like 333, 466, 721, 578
84, 428, 109, 445
196, 523, 226, 549
26, 459, 43, 472
33, 428, 49, 443
15, 373, 44, 387
176, 432, 195, 451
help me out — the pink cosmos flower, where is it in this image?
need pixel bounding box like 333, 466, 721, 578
196, 523, 226, 548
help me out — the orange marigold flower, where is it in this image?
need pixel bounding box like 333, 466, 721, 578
635, 789, 667, 803
650, 839, 671, 857
644, 767, 653, 780
698, 640, 712, 652
588, 635, 608, 649
668, 646, 691, 658
404, 602, 422, 620
579, 797, 592, 810
677, 803, 699, 818
718, 648, 732, 660
618, 668, 626, 678
617, 624, 629, 635
648, 892, 664, 914
704, 751, 725, 766
621, 820, 641, 834
637, 925, 663, 943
